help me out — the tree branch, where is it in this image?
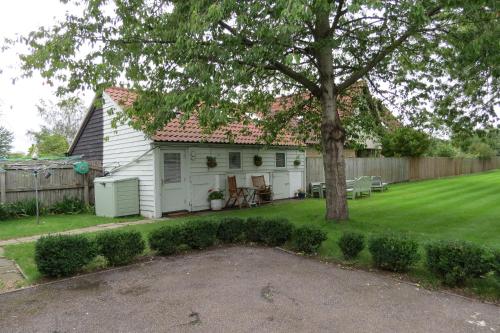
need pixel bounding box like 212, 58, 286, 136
218, 20, 321, 97
337, 6, 442, 92
328, 0, 346, 36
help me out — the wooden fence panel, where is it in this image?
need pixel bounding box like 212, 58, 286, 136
307, 156, 500, 186
408, 157, 500, 181
0, 163, 102, 207
307, 157, 409, 184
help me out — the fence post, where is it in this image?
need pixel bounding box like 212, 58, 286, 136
83, 173, 89, 205
0, 167, 6, 204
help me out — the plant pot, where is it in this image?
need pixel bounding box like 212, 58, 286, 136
210, 199, 223, 211
298, 192, 306, 199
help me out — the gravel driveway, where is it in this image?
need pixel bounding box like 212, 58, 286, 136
0, 246, 498, 332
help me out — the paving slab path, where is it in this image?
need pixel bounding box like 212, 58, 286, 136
0, 218, 163, 247
0, 248, 24, 291
0, 218, 165, 292
0, 246, 498, 333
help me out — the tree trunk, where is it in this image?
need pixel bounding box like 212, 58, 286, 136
315, 7, 349, 221
320, 92, 349, 221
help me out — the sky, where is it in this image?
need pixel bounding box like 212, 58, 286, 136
0, 0, 92, 153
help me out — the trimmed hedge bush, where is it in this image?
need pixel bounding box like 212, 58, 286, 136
149, 225, 184, 255
35, 234, 96, 277
494, 250, 500, 278
181, 220, 219, 249
95, 230, 145, 266
292, 226, 327, 254
261, 217, 293, 246
217, 217, 246, 243
425, 241, 494, 286
368, 234, 420, 272
338, 232, 365, 259
245, 216, 265, 243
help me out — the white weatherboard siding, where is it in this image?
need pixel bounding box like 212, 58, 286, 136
157, 143, 306, 212
102, 93, 158, 218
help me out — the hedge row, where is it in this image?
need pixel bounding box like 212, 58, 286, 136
337, 231, 499, 287
148, 217, 323, 254
34, 217, 327, 278
34, 219, 498, 288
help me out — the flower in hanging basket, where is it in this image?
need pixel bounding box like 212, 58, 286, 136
253, 155, 263, 167
293, 159, 301, 166
206, 156, 217, 168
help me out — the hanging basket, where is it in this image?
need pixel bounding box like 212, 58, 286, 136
73, 161, 90, 175
206, 156, 217, 168
254, 155, 263, 167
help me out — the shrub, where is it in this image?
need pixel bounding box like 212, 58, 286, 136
425, 241, 494, 286
494, 250, 500, 278
245, 216, 265, 243
95, 230, 145, 266
148, 225, 184, 255
338, 232, 365, 259
180, 220, 219, 249
35, 234, 96, 277
208, 190, 224, 200
368, 234, 420, 272
259, 217, 293, 246
292, 226, 327, 254
0, 203, 10, 220
217, 217, 246, 243
245, 217, 293, 246
9, 199, 39, 217
50, 197, 87, 214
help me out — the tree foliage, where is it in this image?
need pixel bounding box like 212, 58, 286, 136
28, 129, 69, 157
9, 0, 499, 220
381, 126, 431, 157
0, 126, 14, 158
35, 96, 86, 144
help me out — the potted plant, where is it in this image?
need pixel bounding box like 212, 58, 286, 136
293, 155, 301, 167
208, 189, 224, 210
296, 188, 306, 199
253, 155, 263, 166
206, 156, 217, 168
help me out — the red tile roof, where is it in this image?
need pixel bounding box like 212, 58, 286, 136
104, 87, 301, 146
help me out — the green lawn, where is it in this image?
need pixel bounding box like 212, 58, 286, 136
4, 170, 500, 299
0, 214, 139, 241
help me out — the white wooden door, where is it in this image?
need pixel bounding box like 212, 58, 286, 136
162, 151, 187, 212
272, 172, 290, 199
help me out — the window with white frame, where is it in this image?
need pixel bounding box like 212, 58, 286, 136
229, 152, 241, 169
275, 152, 286, 167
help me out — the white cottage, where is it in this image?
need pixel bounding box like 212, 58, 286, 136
69, 87, 306, 218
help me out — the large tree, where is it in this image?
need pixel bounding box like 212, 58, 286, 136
35, 96, 86, 144
28, 129, 69, 157
0, 126, 14, 158
11, 0, 499, 220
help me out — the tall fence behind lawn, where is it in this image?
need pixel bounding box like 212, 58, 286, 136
306, 156, 500, 185
0, 161, 103, 207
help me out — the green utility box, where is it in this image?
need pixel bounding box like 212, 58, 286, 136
94, 177, 139, 217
